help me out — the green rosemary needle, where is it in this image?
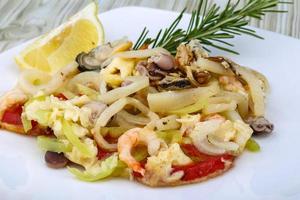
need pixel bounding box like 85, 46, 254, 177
134, 0, 290, 54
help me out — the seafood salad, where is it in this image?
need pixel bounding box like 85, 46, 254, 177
0, 2, 276, 187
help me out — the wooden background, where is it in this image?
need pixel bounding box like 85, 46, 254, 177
0, 0, 298, 53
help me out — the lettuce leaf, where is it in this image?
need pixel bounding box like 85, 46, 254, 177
68, 154, 118, 181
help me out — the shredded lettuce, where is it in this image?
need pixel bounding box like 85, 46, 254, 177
34, 110, 51, 126
21, 114, 32, 133
111, 160, 130, 178
24, 95, 84, 126
68, 153, 118, 181
62, 120, 93, 157
24, 95, 46, 107
157, 130, 182, 144
37, 136, 72, 153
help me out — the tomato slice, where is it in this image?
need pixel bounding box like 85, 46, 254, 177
172, 144, 234, 181
1, 104, 23, 125
1, 104, 55, 136
173, 155, 233, 181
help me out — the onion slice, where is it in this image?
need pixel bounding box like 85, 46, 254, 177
207, 135, 239, 151
195, 139, 226, 155
217, 91, 249, 118
147, 81, 219, 113
99, 76, 107, 95
99, 76, 149, 104
115, 114, 137, 129
203, 101, 237, 115
223, 110, 243, 121
93, 97, 159, 151
235, 66, 265, 116
189, 119, 226, 155
67, 71, 100, 93
18, 62, 78, 95
195, 58, 234, 75
117, 110, 150, 125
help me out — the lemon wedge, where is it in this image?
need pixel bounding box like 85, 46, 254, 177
15, 2, 104, 74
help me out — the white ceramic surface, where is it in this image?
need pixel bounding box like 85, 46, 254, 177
0, 0, 298, 53
0, 7, 299, 200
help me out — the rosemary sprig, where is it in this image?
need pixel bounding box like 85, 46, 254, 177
133, 0, 290, 54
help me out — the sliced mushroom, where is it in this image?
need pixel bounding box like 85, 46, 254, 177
136, 61, 148, 76
136, 61, 167, 81
245, 116, 274, 135
76, 43, 113, 72
175, 43, 194, 67
135, 56, 191, 90
208, 56, 248, 85
147, 62, 168, 78
150, 53, 176, 70
175, 40, 209, 67
158, 76, 191, 90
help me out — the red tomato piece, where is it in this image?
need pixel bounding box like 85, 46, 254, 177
1, 104, 23, 125
173, 155, 233, 181
172, 144, 234, 181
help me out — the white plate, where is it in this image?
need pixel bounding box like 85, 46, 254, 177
0, 6, 300, 200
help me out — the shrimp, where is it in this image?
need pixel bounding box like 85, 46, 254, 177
117, 128, 163, 176
0, 88, 28, 119
219, 75, 245, 93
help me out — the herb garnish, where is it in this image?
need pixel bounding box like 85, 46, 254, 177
134, 0, 290, 54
